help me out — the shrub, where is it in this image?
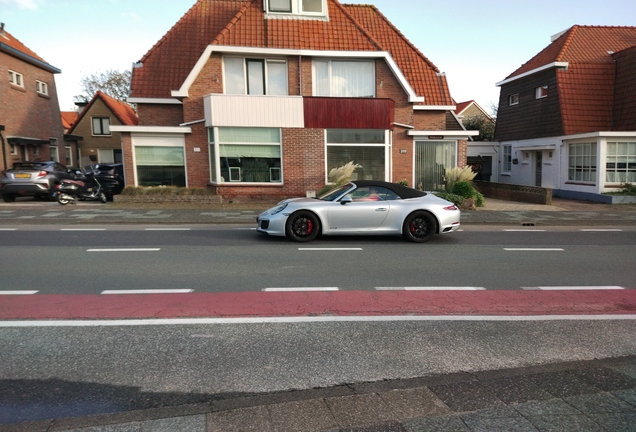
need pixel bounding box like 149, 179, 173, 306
121, 186, 216, 196
432, 191, 464, 207
445, 166, 476, 192
620, 182, 636, 195
395, 179, 409, 187
452, 181, 485, 207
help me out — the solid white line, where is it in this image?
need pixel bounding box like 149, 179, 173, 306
87, 248, 161, 252
61, 228, 106, 231
299, 248, 363, 251
580, 229, 623, 232
0, 228, 17, 231
504, 229, 546, 232
263, 287, 339, 292
504, 248, 564, 251
526, 286, 625, 291
101, 289, 194, 294
2, 314, 636, 327
0, 290, 38, 295
144, 228, 191, 231
375, 287, 486, 291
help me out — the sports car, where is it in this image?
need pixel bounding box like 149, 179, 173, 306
257, 180, 461, 242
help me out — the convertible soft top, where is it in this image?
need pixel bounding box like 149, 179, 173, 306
351, 180, 427, 199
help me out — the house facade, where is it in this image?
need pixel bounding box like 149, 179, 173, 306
113, 0, 476, 199
494, 26, 636, 200
68, 91, 138, 165
0, 24, 64, 171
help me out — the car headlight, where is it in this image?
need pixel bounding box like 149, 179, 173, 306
269, 203, 288, 215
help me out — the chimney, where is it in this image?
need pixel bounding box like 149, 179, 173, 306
0, 23, 5, 37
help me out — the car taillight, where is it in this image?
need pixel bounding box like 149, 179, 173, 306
443, 204, 459, 211
37, 170, 48, 178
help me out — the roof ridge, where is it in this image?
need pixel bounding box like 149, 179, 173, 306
332, 1, 384, 51
212, 0, 254, 45
354, 4, 441, 73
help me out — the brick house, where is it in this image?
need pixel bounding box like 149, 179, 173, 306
0, 24, 65, 171
494, 26, 636, 200
67, 91, 138, 165
112, 0, 477, 198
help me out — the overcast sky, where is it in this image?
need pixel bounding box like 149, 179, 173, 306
2, 0, 635, 112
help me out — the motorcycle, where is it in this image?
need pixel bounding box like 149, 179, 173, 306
56, 157, 107, 205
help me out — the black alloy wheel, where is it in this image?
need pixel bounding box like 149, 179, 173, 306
2, 194, 15, 203
403, 211, 437, 243
285, 210, 320, 242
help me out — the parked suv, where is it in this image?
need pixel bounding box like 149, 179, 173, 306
94, 163, 125, 199
0, 161, 74, 202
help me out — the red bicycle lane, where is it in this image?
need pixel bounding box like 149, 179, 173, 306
1, 289, 636, 320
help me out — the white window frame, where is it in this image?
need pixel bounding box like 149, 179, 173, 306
49, 138, 59, 162
265, 0, 326, 16
92, 117, 111, 136
509, 93, 519, 106
312, 59, 376, 98
9, 70, 23, 87
606, 141, 636, 184
223, 57, 288, 96
535, 85, 548, 99
10, 144, 17, 155
503, 145, 512, 172
325, 129, 390, 183
36, 80, 49, 95
568, 142, 597, 184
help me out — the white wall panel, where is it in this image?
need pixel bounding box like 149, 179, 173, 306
204, 95, 304, 128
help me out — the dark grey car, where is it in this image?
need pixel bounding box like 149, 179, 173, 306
0, 161, 74, 202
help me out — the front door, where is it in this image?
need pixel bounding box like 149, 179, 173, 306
535, 151, 543, 187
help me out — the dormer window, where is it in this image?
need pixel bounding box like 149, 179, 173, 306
266, 0, 325, 16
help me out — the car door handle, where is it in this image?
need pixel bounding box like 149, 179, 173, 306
375, 208, 388, 212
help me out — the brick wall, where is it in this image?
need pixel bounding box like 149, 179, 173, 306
136, 104, 183, 126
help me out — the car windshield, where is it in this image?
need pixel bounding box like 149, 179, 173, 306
317, 183, 354, 201
12, 162, 48, 170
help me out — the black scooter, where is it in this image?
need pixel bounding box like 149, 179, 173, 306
56, 158, 107, 205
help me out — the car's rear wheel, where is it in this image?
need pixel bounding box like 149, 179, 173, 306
403, 211, 437, 243
2, 194, 15, 203
285, 211, 320, 242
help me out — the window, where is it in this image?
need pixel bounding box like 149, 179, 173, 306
210, 127, 282, 184
503, 145, 512, 172
36, 80, 48, 95
9, 70, 23, 87
314, 60, 375, 98
92, 117, 111, 136
606, 141, 636, 183
508, 94, 519, 106
224, 57, 288, 96
10, 144, 17, 155
135, 146, 186, 187
49, 138, 59, 162
535, 85, 548, 99
568, 142, 597, 183
64, 145, 72, 167
326, 129, 387, 182
266, 0, 324, 15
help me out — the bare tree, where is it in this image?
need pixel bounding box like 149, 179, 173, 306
74, 69, 132, 104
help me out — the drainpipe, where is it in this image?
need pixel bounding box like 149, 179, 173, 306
0, 125, 6, 171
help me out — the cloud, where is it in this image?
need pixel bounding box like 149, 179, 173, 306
0, 0, 44, 10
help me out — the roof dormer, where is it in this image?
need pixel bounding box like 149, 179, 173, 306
264, 0, 328, 19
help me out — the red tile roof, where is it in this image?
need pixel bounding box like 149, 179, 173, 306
61, 111, 79, 131
130, 0, 451, 105
454, 101, 473, 116
506, 26, 636, 134
0, 28, 46, 63
69, 91, 138, 134
0, 27, 59, 73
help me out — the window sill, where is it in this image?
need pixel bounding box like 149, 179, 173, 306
37, 92, 51, 99
10, 84, 26, 93
565, 181, 596, 186
213, 182, 284, 187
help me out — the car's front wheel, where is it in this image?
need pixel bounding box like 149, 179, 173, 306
285, 211, 320, 242
403, 211, 437, 243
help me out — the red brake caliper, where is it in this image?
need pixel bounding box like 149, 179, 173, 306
306, 219, 313, 234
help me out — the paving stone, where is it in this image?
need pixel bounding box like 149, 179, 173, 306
460, 413, 539, 432
207, 406, 272, 432
141, 415, 206, 432
524, 414, 604, 432
513, 399, 582, 417
62, 424, 140, 432
587, 413, 636, 432
268, 399, 337, 432
378, 387, 452, 420
479, 376, 553, 404
402, 415, 470, 432
337, 422, 406, 432
564, 392, 636, 414
571, 367, 636, 391
324, 393, 395, 428
611, 364, 636, 380
526, 371, 601, 398
613, 389, 636, 406
428, 381, 504, 412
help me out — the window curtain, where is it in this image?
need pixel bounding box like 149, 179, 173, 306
331, 61, 374, 97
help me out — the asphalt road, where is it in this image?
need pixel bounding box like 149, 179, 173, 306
1, 226, 635, 293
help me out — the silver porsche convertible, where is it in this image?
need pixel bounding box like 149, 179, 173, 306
257, 180, 461, 243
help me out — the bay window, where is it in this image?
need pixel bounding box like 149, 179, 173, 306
568, 142, 597, 183
224, 57, 288, 96
606, 141, 636, 183
314, 60, 375, 97
210, 127, 282, 184
326, 129, 387, 182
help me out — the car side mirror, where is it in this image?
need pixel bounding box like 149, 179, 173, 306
340, 196, 353, 205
